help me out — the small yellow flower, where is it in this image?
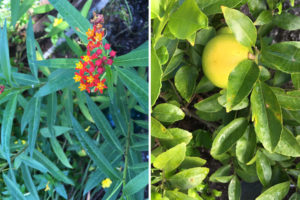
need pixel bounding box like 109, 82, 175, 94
87, 76, 94, 84
45, 182, 50, 191
73, 74, 81, 82
86, 28, 94, 38
95, 32, 102, 41
14, 141, 18, 144
76, 62, 83, 70
53, 18, 63, 27
96, 82, 105, 91
79, 83, 86, 91
83, 55, 90, 62
101, 178, 112, 188
21, 140, 26, 145
85, 126, 91, 132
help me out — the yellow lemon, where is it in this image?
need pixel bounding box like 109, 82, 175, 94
216, 26, 232, 35
202, 34, 249, 88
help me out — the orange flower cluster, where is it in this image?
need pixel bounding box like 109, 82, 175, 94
74, 13, 116, 94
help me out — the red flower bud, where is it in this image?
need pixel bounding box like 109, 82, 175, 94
109, 50, 116, 57
104, 43, 110, 50
107, 59, 113, 65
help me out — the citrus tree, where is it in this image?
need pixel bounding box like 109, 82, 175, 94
151, 0, 300, 199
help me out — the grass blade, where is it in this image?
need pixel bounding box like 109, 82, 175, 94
3, 174, 26, 200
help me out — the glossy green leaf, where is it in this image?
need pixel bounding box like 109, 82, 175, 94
168, 167, 209, 190
228, 175, 241, 200
162, 49, 184, 81
152, 103, 185, 123
218, 92, 249, 111
275, 127, 300, 157
256, 181, 290, 200
85, 95, 123, 153
1, 93, 18, 160
197, 0, 242, 16
160, 128, 192, 148
20, 164, 39, 200
123, 169, 148, 196
195, 93, 225, 121
272, 88, 300, 110
35, 58, 79, 69
0, 20, 12, 85
168, 0, 208, 39
116, 67, 148, 112
151, 117, 173, 139
174, 66, 198, 102
254, 11, 272, 26
48, 0, 90, 43
153, 143, 186, 172
260, 42, 300, 73
236, 126, 256, 163
273, 12, 300, 31
209, 164, 232, 183
33, 150, 74, 185
222, 6, 257, 49
166, 190, 197, 200
80, 0, 92, 17
151, 46, 162, 106
211, 118, 248, 156
26, 18, 39, 80
227, 60, 259, 112
251, 81, 282, 152
291, 74, 300, 89
3, 174, 26, 200
156, 45, 169, 65
35, 69, 75, 97
179, 156, 206, 169
114, 41, 148, 67
50, 136, 72, 168
71, 115, 120, 179
247, 0, 266, 18
256, 150, 272, 186
196, 76, 215, 94
27, 97, 41, 157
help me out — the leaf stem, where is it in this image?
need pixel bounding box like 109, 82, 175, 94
121, 120, 131, 198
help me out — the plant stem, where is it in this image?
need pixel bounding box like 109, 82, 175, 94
120, 121, 131, 199
0, 145, 28, 172
106, 181, 123, 200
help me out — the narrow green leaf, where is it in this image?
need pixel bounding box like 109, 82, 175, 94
85, 95, 123, 153
153, 143, 186, 172
179, 157, 207, 169
116, 67, 148, 112
40, 126, 71, 138
50, 136, 72, 168
256, 181, 290, 200
174, 65, 198, 102
65, 35, 83, 57
47, 92, 57, 136
123, 169, 148, 196
222, 6, 257, 48
256, 150, 272, 186
33, 150, 74, 185
227, 60, 259, 112
114, 41, 148, 67
11, 0, 20, 26
71, 115, 120, 179
33, 4, 54, 14
26, 17, 39, 80
3, 174, 26, 200
20, 164, 39, 200
48, 0, 91, 43
251, 81, 283, 152
168, 167, 209, 190
80, 0, 93, 17
12, 72, 39, 86
209, 164, 232, 183
168, 0, 208, 39
35, 58, 79, 69
0, 20, 12, 85
35, 69, 75, 97
1, 93, 18, 160
27, 97, 41, 157
18, 154, 48, 173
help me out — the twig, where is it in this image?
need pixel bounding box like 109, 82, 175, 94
181, 107, 218, 132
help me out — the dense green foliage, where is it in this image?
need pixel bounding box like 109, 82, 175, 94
151, 0, 300, 199
0, 0, 148, 199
